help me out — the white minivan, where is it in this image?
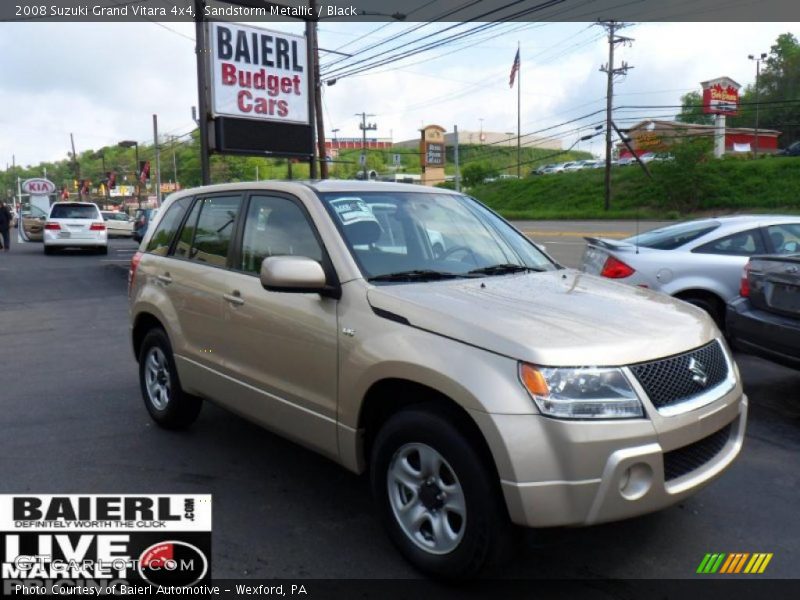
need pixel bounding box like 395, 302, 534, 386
44, 202, 108, 254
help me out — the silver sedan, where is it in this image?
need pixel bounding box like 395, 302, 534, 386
581, 215, 800, 326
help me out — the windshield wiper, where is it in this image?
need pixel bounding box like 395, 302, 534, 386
467, 264, 544, 276
368, 269, 466, 282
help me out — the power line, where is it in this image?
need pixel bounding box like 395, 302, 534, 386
323, 0, 569, 82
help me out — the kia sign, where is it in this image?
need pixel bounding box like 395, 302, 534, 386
209, 22, 309, 125
701, 76, 741, 116
21, 179, 56, 195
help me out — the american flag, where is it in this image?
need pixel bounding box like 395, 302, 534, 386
509, 48, 520, 88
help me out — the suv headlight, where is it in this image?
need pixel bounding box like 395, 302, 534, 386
519, 363, 644, 419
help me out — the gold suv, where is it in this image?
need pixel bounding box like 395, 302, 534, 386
129, 181, 747, 577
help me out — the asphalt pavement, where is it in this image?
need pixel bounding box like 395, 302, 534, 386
1, 230, 798, 580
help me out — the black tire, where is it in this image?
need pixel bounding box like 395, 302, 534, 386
370, 406, 513, 578
138, 328, 202, 429
99, 246, 108, 255
44, 246, 55, 255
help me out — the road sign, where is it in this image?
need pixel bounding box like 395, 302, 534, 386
359, 153, 367, 166
393, 154, 402, 166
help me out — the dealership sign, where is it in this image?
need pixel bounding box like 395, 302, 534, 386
701, 76, 741, 116
209, 22, 309, 125
0, 494, 212, 594
21, 178, 56, 195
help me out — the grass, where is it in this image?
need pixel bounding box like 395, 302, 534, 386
468, 156, 800, 220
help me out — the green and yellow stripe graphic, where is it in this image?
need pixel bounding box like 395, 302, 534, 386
696, 553, 773, 574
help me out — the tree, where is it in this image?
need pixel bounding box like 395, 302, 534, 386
676, 91, 713, 125
461, 162, 498, 187
730, 32, 800, 148
656, 137, 713, 212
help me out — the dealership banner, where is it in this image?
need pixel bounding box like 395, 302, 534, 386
0, 495, 211, 595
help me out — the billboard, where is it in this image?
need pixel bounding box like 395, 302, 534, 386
208, 22, 309, 125
701, 76, 741, 116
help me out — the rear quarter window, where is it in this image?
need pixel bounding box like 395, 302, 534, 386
626, 223, 720, 250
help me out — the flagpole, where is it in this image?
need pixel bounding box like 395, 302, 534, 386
517, 41, 521, 178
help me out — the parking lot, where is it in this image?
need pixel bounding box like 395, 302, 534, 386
1, 230, 798, 579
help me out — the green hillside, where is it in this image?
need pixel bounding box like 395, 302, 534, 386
469, 156, 800, 220
331, 144, 592, 179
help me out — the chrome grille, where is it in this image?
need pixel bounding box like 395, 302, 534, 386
663, 423, 732, 481
629, 341, 729, 410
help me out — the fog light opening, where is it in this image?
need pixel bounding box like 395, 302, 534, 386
619, 463, 653, 500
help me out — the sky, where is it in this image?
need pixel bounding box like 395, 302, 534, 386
0, 20, 797, 169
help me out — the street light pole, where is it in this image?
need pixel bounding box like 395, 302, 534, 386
748, 52, 767, 158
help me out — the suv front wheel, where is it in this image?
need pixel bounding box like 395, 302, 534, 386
370, 406, 513, 577
138, 328, 202, 429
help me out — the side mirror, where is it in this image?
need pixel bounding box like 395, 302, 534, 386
260, 256, 327, 293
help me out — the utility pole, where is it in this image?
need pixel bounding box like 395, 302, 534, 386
153, 114, 162, 206
194, 0, 211, 185
70, 133, 80, 199
597, 21, 633, 211
357, 112, 377, 180
305, 18, 318, 179
170, 135, 178, 188
310, 0, 327, 179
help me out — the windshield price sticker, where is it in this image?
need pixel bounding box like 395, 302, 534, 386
330, 198, 379, 226
1, 495, 212, 595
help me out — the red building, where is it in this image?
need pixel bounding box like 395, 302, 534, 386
618, 120, 781, 157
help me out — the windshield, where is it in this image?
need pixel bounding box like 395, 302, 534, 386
319, 191, 556, 280
623, 221, 720, 250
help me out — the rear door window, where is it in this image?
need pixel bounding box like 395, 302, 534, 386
145, 198, 191, 256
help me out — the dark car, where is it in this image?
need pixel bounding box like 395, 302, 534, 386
132, 208, 159, 242
727, 252, 800, 369
777, 141, 800, 157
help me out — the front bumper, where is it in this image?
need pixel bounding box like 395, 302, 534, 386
471, 383, 747, 528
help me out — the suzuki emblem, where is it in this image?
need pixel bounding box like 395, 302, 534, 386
688, 357, 708, 387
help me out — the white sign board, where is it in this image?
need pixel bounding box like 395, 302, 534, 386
393, 154, 402, 166
209, 22, 309, 125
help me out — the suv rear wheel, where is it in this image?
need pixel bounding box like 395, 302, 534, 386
370, 406, 512, 577
138, 328, 202, 429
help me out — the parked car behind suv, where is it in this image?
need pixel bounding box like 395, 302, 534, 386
101, 211, 133, 237
129, 181, 746, 577
44, 201, 107, 254
582, 216, 800, 327
132, 208, 159, 242
727, 253, 800, 369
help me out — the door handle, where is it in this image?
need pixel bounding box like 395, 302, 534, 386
223, 291, 245, 306
157, 273, 172, 284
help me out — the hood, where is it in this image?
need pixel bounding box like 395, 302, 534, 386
366, 270, 717, 366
